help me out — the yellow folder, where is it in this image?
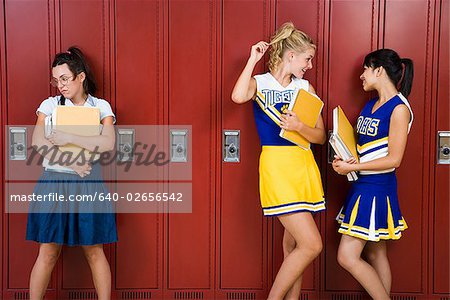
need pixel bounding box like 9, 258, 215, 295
279, 88, 324, 149
53, 106, 101, 160
329, 105, 358, 181
333, 106, 358, 160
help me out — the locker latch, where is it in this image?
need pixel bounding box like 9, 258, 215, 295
9, 127, 27, 160
170, 129, 188, 162
223, 130, 240, 162
437, 131, 450, 164
117, 128, 135, 162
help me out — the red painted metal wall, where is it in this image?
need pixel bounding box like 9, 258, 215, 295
0, 0, 448, 299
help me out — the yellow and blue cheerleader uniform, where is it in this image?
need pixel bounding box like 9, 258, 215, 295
253, 73, 325, 217
336, 93, 413, 241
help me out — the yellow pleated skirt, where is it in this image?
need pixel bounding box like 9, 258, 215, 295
259, 146, 325, 216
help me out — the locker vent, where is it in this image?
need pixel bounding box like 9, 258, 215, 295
226, 292, 256, 300
440, 297, 450, 300
174, 291, 204, 299
331, 294, 362, 300
68, 291, 98, 299
391, 297, 416, 300
300, 294, 309, 300
14, 291, 29, 300
121, 291, 152, 299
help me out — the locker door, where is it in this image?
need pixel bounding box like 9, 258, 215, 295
433, 0, 449, 294
113, 1, 164, 299
2, 1, 57, 299
0, 0, 4, 295
383, 0, 433, 293
219, 1, 270, 299
324, 0, 376, 293
57, 1, 113, 297
275, 1, 324, 294
166, 1, 216, 299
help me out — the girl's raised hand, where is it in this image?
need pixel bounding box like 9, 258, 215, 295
250, 41, 269, 63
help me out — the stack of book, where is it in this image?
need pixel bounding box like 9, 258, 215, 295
43, 106, 101, 171
329, 105, 358, 181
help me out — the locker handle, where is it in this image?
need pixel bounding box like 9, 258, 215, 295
223, 130, 240, 162
437, 131, 450, 164
9, 127, 27, 160
170, 129, 188, 162
117, 128, 135, 162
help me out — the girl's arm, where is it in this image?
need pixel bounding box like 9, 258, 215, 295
333, 104, 410, 174
231, 41, 269, 104
31, 113, 92, 176
47, 116, 115, 153
279, 84, 327, 145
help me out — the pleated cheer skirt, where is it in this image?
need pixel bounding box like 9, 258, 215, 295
336, 172, 407, 241
259, 146, 325, 216
26, 163, 118, 246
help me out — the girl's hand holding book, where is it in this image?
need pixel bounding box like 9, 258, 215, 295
280, 110, 303, 132
47, 129, 72, 146
332, 155, 357, 175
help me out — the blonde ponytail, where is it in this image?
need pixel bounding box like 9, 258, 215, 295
267, 22, 316, 72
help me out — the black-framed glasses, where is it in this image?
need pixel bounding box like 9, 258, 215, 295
50, 75, 74, 87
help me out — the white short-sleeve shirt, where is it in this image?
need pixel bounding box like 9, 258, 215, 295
37, 94, 115, 172
37, 94, 116, 124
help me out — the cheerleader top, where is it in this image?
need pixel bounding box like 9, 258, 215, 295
356, 93, 413, 175
253, 72, 310, 146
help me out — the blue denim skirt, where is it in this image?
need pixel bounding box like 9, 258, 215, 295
26, 163, 118, 246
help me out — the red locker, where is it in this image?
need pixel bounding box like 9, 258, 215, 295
167, 0, 215, 295
432, 0, 449, 294
3, 1, 56, 299
382, 0, 432, 293
113, 0, 164, 298
275, 0, 325, 294
58, 0, 112, 295
324, 0, 376, 293
220, 0, 271, 298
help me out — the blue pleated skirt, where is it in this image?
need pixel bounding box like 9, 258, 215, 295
26, 163, 118, 246
336, 172, 407, 241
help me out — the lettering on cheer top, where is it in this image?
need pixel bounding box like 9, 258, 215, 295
357, 116, 380, 137
261, 89, 296, 108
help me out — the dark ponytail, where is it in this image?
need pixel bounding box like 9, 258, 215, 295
363, 49, 414, 97
52, 46, 97, 104
400, 58, 414, 97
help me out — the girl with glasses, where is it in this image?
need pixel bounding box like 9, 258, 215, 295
27, 46, 117, 300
